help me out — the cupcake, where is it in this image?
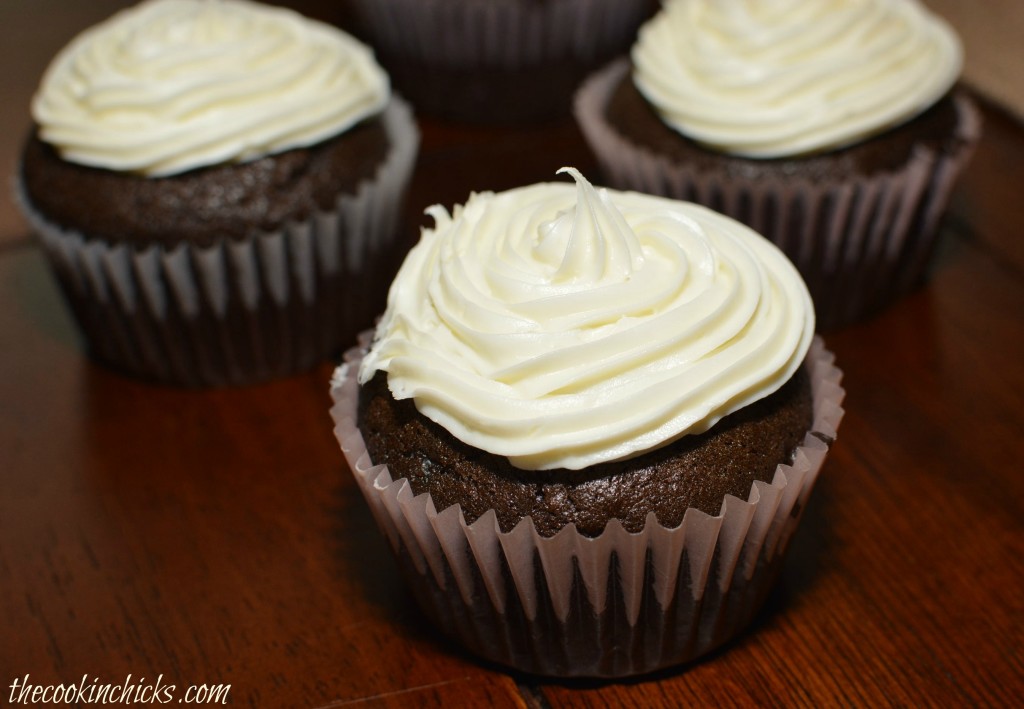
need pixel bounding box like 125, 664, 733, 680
347, 0, 657, 123
575, 0, 981, 329
16, 0, 419, 386
330, 168, 845, 677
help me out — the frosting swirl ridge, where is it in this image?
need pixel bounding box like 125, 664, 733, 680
32, 0, 389, 176
359, 169, 815, 470
632, 0, 962, 158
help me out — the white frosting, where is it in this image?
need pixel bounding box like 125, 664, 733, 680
632, 0, 962, 158
359, 169, 814, 471
32, 0, 389, 176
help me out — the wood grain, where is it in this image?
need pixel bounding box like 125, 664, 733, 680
0, 248, 532, 708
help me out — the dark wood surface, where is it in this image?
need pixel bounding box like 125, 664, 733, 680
3, 16, 1024, 709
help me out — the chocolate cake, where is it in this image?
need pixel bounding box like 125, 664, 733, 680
16, 0, 419, 386
574, 0, 981, 329
359, 366, 813, 537
20, 117, 390, 248
605, 74, 965, 184
331, 169, 844, 677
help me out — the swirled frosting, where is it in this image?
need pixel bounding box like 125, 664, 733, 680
632, 0, 962, 158
32, 0, 389, 176
359, 169, 814, 470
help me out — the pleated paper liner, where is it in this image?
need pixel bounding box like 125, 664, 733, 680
16, 98, 419, 387
348, 0, 656, 123
575, 59, 982, 330
330, 335, 845, 677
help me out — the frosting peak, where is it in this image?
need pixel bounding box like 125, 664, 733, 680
632, 0, 962, 158
32, 0, 389, 176
535, 168, 643, 285
359, 170, 814, 471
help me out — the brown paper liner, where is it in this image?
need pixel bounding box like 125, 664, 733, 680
15, 98, 419, 387
330, 335, 845, 677
575, 59, 982, 330
349, 0, 656, 123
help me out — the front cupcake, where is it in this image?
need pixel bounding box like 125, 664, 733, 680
17, 0, 419, 386
330, 169, 844, 677
575, 0, 981, 329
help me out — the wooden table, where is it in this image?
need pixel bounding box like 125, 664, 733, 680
3, 16, 1023, 709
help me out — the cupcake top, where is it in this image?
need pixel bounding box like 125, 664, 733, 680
32, 0, 389, 177
359, 169, 814, 471
632, 0, 962, 158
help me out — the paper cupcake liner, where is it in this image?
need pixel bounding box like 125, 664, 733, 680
15, 98, 419, 387
575, 59, 982, 330
329, 335, 845, 677
353, 0, 652, 66
350, 0, 655, 123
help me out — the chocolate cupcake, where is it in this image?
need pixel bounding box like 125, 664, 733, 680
575, 0, 981, 329
16, 0, 419, 386
347, 0, 657, 123
330, 169, 845, 677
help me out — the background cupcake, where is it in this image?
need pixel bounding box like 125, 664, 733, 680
575, 0, 981, 329
346, 0, 657, 124
16, 0, 419, 386
331, 169, 845, 677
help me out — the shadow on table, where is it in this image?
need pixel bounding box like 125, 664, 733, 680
328, 479, 455, 650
